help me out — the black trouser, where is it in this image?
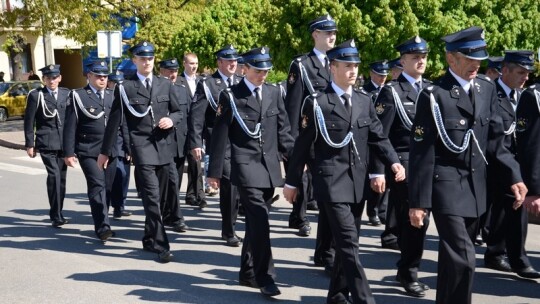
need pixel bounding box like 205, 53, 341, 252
485, 190, 530, 270
366, 187, 389, 221
325, 202, 375, 304
315, 200, 336, 266
40, 150, 67, 222
433, 213, 479, 304
238, 186, 276, 287
162, 159, 185, 225
136, 164, 170, 253
110, 156, 130, 210
185, 153, 205, 200
79, 156, 115, 236
284, 160, 310, 228
220, 156, 239, 238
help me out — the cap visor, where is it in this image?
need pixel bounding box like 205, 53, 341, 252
461, 49, 489, 60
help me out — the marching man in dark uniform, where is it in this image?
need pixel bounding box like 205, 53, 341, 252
207, 46, 294, 297
97, 41, 184, 263
388, 57, 403, 80
285, 15, 337, 274
517, 79, 540, 221
371, 36, 432, 297
189, 45, 242, 246
363, 60, 389, 102
284, 39, 405, 304
24, 64, 69, 227
158, 58, 189, 232
408, 27, 528, 304
63, 61, 116, 241
491, 51, 540, 279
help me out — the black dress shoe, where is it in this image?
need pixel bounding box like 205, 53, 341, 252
239, 277, 259, 288
307, 202, 319, 211
513, 266, 540, 279
158, 250, 173, 263
368, 215, 382, 226
260, 283, 281, 297
51, 219, 66, 227
224, 236, 241, 247
271, 194, 280, 204
395, 274, 429, 290
399, 280, 426, 297
98, 230, 114, 241
198, 199, 208, 209
381, 242, 400, 251
185, 196, 198, 206
172, 222, 188, 233
474, 233, 484, 246
485, 258, 512, 272
113, 209, 132, 219
298, 225, 311, 237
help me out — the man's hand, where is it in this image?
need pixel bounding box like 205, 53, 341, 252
26, 147, 36, 158
370, 176, 386, 193
191, 148, 203, 161
510, 182, 528, 210
207, 177, 220, 189
283, 186, 297, 204
64, 156, 77, 168
97, 154, 109, 170
391, 163, 406, 182
409, 208, 427, 229
158, 117, 173, 129
523, 195, 540, 216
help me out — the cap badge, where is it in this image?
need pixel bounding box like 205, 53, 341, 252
529, 54, 534, 60
350, 40, 356, 48
326, 15, 332, 21
413, 126, 424, 142
100, 61, 105, 66
143, 42, 148, 46
172, 59, 176, 63
261, 48, 266, 54
480, 30, 485, 39
115, 71, 120, 75
49, 65, 55, 70
414, 36, 421, 43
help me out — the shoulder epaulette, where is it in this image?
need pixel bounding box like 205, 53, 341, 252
423, 78, 432, 84
386, 82, 394, 87
354, 87, 369, 96
475, 74, 493, 84
425, 86, 434, 92
59, 87, 70, 92
225, 87, 232, 92
528, 84, 536, 89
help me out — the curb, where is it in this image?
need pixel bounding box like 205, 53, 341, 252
0, 138, 25, 150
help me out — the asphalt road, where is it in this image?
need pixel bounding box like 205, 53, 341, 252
0, 145, 539, 303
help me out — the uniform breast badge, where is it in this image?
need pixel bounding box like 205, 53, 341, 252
288, 72, 296, 84
375, 103, 385, 115
301, 114, 308, 128
216, 103, 222, 116
413, 126, 424, 141
516, 117, 527, 132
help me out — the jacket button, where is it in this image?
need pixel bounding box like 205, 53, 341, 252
434, 174, 439, 179
332, 124, 335, 127
472, 153, 476, 157
263, 152, 266, 155
472, 168, 475, 173
318, 170, 322, 174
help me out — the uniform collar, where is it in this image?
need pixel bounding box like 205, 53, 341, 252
497, 78, 513, 97
312, 47, 327, 66
243, 77, 262, 95
331, 82, 352, 97
401, 71, 422, 86
449, 68, 473, 93
136, 72, 153, 84
217, 69, 233, 83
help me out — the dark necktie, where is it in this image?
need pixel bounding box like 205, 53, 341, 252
468, 84, 475, 105
145, 78, 152, 95
415, 81, 422, 92
227, 77, 233, 88
324, 56, 330, 74
254, 87, 262, 107
51, 91, 57, 101
342, 93, 351, 117
509, 89, 517, 106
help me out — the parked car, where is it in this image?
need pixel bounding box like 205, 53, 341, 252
0, 81, 43, 122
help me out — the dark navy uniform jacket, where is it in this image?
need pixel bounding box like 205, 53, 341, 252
24, 86, 69, 151
100, 75, 183, 166
409, 72, 522, 217
285, 51, 331, 139
188, 71, 239, 153
516, 84, 540, 195
208, 79, 294, 188
286, 85, 400, 203
63, 85, 116, 158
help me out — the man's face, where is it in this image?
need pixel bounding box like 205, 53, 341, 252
446, 52, 481, 80
183, 56, 198, 76
331, 61, 359, 88
132, 56, 154, 76
160, 68, 178, 82
401, 53, 427, 78
244, 65, 268, 86
235, 64, 246, 77
485, 68, 501, 81
501, 65, 530, 89
369, 71, 387, 86
88, 72, 108, 90
217, 59, 237, 77
313, 30, 337, 51
43, 74, 62, 90
391, 68, 402, 80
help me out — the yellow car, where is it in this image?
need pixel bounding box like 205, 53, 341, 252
0, 81, 43, 122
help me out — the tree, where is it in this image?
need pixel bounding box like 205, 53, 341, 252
1, 33, 27, 80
